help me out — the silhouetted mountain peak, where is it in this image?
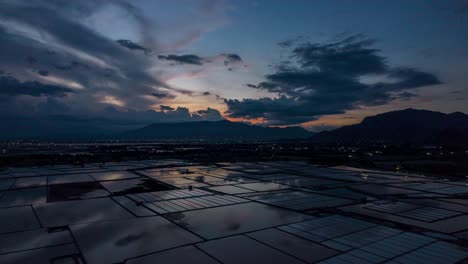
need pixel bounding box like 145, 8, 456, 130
312, 109, 468, 144
448, 111, 468, 118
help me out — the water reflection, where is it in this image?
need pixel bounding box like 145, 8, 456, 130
165, 202, 312, 239
70, 217, 201, 263
33, 198, 133, 227
48, 182, 110, 202
0, 187, 46, 207
100, 178, 172, 195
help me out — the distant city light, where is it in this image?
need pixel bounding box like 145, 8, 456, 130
360, 172, 368, 179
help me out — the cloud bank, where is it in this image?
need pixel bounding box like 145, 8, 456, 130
0, 0, 230, 134
225, 34, 442, 125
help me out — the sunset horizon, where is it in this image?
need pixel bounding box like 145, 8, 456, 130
1, 2, 468, 263
2, 0, 467, 133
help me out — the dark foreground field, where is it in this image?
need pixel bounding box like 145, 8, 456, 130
0, 151, 467, 263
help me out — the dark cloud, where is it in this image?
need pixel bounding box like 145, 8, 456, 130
395, 92, 418, 100
0, 1, 173, 115
277, 36, 304, 48
0, 0, 231, 137
54, 61, 90, 71
116, 106, 224, 126
246, 84, 258, 88
223, 53, 242, 66
201, 91, 223, 100
192, 107, 223, 121
32, 0, 157, 47
116, 39, 152, 54
100, 106, 223, 124
158, 54, 205, 65
152, 92, 176, 99
158, 53, 244, 70
453, 0, 468, 15
278, 40, 294, 48
222, 53, 245, 71
385, 67, 442, 90
36, 98, 70, 114
54, 64, 74, 71
159, 105, 175, 111
218, 53, 247, 71
225, 34, 442, 125
0, 75, 74, 97
292, 34, 387, 76
37, 70, 49, 76
26, 56, 37, 65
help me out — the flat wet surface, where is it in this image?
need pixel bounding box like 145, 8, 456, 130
207, 185, 255, 194
47, 182, 110, 202
198, 235, 305, 264
0, 244, 78, 264
0, 179, 14, 191
0, 228, 73, 254
236, 182, 291, 192
246, 228, 339, 263
71, 216, 202, 264
0, 159, 466, 263
0, 187, 46, 207
90, 171, 140, 181
11, 177, 47, 189
165, 202, 313, 239
34, 198, 133, 227
127, 246, 219, 264
0, 206, 40, 233
47, 173, 95, 185
100, 178, 173, 195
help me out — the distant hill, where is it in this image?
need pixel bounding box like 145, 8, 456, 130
311, 108, 468, 144
123, 120, 312, 140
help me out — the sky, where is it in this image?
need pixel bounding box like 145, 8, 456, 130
1, 0, 467, 132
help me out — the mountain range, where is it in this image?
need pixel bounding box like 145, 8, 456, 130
122, 120, 312, 140
2, 108, 468, 144
310, 108, 468, 144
